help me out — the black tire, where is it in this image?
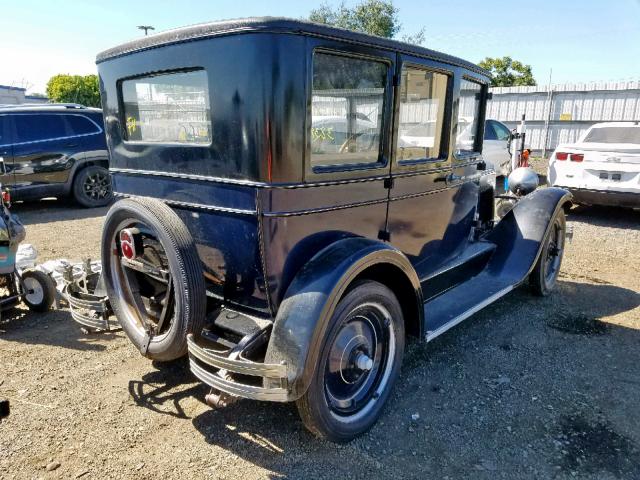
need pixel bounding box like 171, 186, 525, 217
73, 165, 113, 208
101, 197, 206, 361
296, 280, 405, 442
530, 209, 566, 296
21, 269, 56, 312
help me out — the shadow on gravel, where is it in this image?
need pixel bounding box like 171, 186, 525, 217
185, 279, 640, 479
567, 204, 640, 230
10, 198, 109, 225
128, 358, 208, 419
0, 308, 114, 351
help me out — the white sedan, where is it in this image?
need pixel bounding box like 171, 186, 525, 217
548, 122, 640, 207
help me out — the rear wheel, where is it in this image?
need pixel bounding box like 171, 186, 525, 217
101, 197, 206, 361
73, 165, 112, 208
296, 280, 405, 442
530, 209, 566, 296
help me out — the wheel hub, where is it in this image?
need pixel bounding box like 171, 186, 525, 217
324, 304, 393, 416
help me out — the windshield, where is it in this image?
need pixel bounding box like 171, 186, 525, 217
583, 126, 640, 144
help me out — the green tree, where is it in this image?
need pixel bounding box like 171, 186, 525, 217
478, 56, 536, 87
309, 0, 400, 38
46, 74, 101, 107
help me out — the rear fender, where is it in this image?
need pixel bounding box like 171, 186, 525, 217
264, 237, 422, 400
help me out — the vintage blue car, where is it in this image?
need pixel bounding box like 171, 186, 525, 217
96, 17, 570, 442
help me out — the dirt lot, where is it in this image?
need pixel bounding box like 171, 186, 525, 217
1, 199, 639, 480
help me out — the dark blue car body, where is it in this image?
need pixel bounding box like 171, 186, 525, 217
97, 18, 570, 416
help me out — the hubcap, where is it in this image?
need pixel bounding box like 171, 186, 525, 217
23, 277, 44, 305
324, 303, 395, 419
83, 172, 112, 201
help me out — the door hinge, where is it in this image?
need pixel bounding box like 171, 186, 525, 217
384, 177, 394, 189
378, 229, 391, 241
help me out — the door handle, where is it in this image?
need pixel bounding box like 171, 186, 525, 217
447, 173, 463, 184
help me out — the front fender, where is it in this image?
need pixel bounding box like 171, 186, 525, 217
264, 237, 421, 400
485, 187, 572, 283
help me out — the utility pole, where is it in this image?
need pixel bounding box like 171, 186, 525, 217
137, 25, 155, 36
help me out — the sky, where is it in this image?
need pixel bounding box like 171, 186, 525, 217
1, 0, 639, 94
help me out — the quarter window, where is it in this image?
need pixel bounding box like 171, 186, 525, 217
311, 52, 387, 168
14, 114, 67, 143
455, 79, 484, 155
396, 67, 449, 161
65, 115, 100, 136
121, 70, 211, 144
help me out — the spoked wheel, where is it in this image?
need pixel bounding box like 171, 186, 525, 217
101, 198, 206, 361
530, 209, 566, 296
297, 280, 404, 442
74, 165, 113, 208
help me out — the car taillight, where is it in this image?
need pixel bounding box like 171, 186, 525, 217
570, 153, 584, 162
555, 152, 568, 161
1, 190, 10, 205
119, 228, 141, 260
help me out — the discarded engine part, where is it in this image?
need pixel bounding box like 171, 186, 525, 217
62, 259, 116, 332
205, 388, 239, 409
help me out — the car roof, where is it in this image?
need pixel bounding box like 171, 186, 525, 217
589, 122, 640, 129
96, 17, 490, 78
0, 104, 102, 114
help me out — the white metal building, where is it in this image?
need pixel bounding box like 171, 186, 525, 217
487, 80, 640, 155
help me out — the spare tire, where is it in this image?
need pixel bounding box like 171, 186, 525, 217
101, 197, 206, 361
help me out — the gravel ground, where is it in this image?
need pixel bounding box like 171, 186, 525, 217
1, 199, 639, 480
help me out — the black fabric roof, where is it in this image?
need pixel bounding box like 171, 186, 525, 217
96, 17, 489, 77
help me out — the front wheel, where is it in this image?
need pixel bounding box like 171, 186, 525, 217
530, 209, 566, 296
296, 280, 405, 442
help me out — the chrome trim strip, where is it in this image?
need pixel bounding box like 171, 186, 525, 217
110, 165, 480, 190
189, 358, 289, 402
187, 334, 286, 377
425, 285, 514, 342
112, 192, 257, 216
263, 197, 388, 217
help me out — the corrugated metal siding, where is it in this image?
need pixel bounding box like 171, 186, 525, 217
487, 80, 640, 154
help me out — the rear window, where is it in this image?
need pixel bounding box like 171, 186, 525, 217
455, 79, 483, 155
121, 70, 211, 144
583, 126, 640, 144
14, 114, 67, 143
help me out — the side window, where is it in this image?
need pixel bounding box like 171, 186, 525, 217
14, 114, 67, 143
396, 67, 449, 161
65, 115, 100, 136
484, 120, 497, 140
492, 121, 511, 141
311, 52, 387, 168
455, 79, 484, 155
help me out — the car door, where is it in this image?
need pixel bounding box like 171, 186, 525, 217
483, 119, 512, 176
387, 58, 462, 281
10, 113, 82, 197
0, 115, 14, 188
388, 65, 487, 288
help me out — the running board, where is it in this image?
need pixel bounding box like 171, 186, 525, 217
424, 271, 516, 342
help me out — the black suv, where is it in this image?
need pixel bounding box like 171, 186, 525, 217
0, 104, 111, 207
